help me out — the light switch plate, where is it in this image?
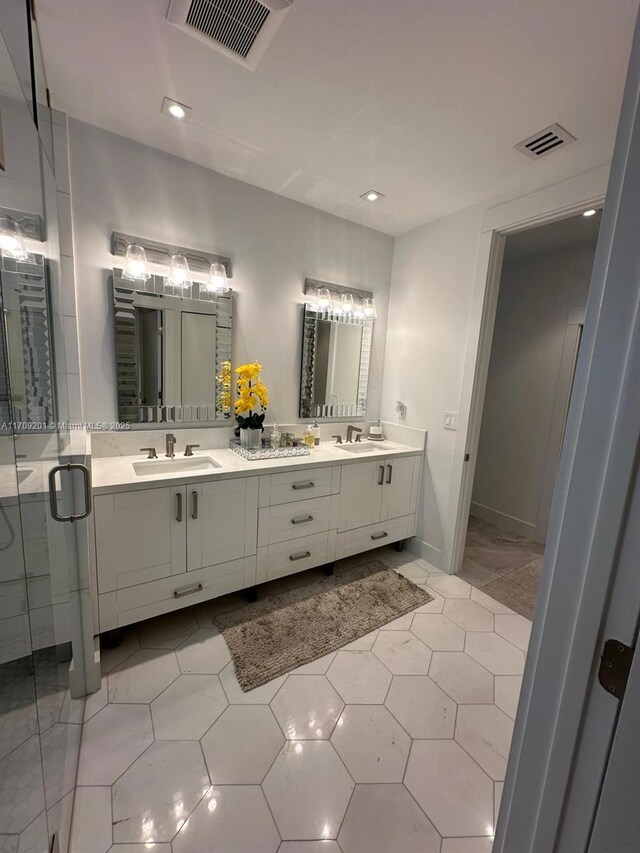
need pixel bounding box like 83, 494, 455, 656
444, 411, 458, 430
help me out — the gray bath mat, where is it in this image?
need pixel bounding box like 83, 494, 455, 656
213, 560, 433, 692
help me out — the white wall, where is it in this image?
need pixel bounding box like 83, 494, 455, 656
379, 165, 609, 571
379, 205, 485, 567
471, 241, 596, 536
67, 120, 394, 425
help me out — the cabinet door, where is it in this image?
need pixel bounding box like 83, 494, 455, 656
380, 457, 415, 521
94, 486, 186, 593
187, 477, 258, 571
338, 461, 384, 531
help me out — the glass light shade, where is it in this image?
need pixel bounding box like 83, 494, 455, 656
203, 261, 230, 294
168, 253, 191, 288
340, 292, 355, 314
122, 243, 150, 281
362, 297, 377, 318
0, 216, 28, 260
316, 287, 331, 309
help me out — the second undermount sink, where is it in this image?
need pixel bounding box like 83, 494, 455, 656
336, 442, 390, 454
133, 456, 221, 476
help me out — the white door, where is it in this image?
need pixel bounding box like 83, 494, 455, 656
338, 460, 384, 531
187, 477, 258, 571
380, 456, 415, 521
94, 485, 186, 592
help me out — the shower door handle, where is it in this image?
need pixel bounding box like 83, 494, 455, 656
48, 463, 92, 523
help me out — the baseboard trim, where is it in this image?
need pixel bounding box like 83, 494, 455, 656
470, 501, 537, 539
406, 537, 446, 572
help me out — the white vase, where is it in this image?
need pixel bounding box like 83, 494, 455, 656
240, 428, 261, 449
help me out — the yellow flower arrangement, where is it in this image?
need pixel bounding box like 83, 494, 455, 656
217, 360, 232, 416
234, 361, 269, 431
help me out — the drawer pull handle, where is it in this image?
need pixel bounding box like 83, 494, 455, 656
371, 531, 388, 541
192, 490, 198, 520
386, 464, 393, 484
378, 465, 385, 486
291, 514, 314, 525
292, 481, 315, 490
173, 582, 203, 599
176, 492, 183, 523
289, 550, 312, 561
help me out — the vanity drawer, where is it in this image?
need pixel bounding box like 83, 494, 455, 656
98, 556, 256, 632
256, 530, 335, 584
335, 515, 414, 560
259, 466, 340, 507
258, 496, 336, 546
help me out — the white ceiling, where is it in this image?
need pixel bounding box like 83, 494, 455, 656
504, 210, 601, 260
36, 0, 638, 236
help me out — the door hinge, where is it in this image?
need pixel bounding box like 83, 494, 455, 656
598, 639, 635, 700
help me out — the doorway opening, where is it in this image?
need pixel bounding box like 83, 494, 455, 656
457, 210, 601, 618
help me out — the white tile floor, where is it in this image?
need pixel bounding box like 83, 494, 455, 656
70, 546, 530, 853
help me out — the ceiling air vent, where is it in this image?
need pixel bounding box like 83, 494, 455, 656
515, 123, 576, 160
167, 0, 293, 70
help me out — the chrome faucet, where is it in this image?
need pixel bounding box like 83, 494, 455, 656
165, 433, 176, 458
346, 425, 363, 443
140, 447, 158, 459
184, 444, 200, 457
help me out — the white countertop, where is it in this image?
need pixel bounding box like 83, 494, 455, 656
91, 440, 423, 496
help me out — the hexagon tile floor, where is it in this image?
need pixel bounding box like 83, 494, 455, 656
68, 546, 531, 853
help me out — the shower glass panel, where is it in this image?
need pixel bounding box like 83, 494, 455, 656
0, 22, 93, 853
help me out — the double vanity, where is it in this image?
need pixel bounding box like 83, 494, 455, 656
89, 434, 423, 634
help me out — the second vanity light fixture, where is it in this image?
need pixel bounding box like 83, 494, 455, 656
304, 278, 377, 319
0, 210, 45, 260
112, 232, 233, 294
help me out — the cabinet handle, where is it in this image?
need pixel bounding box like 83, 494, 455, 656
173, 582, 203, 599
289, 550, 311, 561
292, 481, 315, 490
386, 464, 393, 484
192, 490, 198, 520
291, 514, 314, 525
371, 531, 388, 541
378, 465, 385, 486
176, 492, 183, 522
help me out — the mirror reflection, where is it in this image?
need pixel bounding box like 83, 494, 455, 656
300, 304, 373, 419
112, 269, 233, 424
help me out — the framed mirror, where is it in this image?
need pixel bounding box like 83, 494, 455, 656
299, 304, 373, 418
0, 253, 56, 429
112, 268, 232, 424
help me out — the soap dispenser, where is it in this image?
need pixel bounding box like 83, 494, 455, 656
304, 424, 315, 448
369, 419, 384, 441
312, 420, 321, 446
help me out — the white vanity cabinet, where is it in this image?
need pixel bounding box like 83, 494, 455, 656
94, 477, 258, 632
90, 446, 423, 636
335, 454, 420, 559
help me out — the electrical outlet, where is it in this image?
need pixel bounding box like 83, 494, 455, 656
444, 411, 458, 430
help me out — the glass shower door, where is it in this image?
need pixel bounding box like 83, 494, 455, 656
0, 16, 95, 853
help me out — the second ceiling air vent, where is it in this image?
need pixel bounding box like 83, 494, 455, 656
515, 123, 576, 160
167, 0, 293, 69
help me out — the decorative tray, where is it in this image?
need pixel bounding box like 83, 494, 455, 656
229, 440, 311, 461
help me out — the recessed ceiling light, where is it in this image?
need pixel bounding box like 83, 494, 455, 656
361, 189, 385, 202
161, 97, 193, 122
583, 209, 597, 217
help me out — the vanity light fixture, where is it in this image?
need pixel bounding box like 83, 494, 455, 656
316, 287, 331, 309
340, 292, 355, 314
360, 189, 385, 202
202, 261, 230, 294
0, 216, 29, 260
362, 297, 377, 319
583, 208, 597, 217
161, 97, 193, 122
168, 253, 192, 288
122, 243, 150, 281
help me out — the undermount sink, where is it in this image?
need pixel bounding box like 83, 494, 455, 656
336, 442, 390, 454
133, 456, 221, 475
